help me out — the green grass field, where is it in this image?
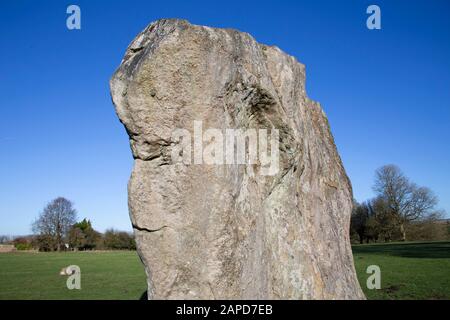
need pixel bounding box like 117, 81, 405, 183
0, 251, 147, 299
0, 241, 449, 300
353, 241, 450, 299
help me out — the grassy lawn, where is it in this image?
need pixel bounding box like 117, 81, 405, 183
0, 251, 146, 300
353, 241, 450, 299
0, 241, 449, 299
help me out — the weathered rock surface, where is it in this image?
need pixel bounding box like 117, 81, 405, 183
110, 19, 364, 299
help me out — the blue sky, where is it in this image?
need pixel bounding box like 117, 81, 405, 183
1, 0, 449, 235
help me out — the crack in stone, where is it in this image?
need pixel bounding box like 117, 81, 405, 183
132, 223, 169, 233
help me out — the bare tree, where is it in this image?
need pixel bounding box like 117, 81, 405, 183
32, 197, 77, 251
0, 235, 12, 244
373, 165, 438, 241
370, 196, 398, 242
351, 200, 369, 244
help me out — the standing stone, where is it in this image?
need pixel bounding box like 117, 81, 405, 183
110, 19, 365, 299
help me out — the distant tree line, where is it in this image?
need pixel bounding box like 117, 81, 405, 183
3, 166, 448, 250
1, 197, 136, 251
351, 165, 449, 243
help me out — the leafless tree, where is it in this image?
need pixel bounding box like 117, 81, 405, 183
351, 200, 370, 244
0, 235, 12, 244
373, 165, 438, 241
32, 197, 77, 251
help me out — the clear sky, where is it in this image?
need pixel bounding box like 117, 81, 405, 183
1, 0, 449, 235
